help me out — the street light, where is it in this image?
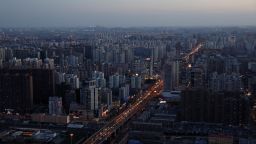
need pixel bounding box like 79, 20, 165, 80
70, 133, 74, 144
188, 64, 192, 68
246, 92, 252, 96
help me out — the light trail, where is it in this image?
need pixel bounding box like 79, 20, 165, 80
82, 80, 163, 144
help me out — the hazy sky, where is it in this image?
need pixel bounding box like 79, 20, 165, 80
0, 0, 256, 27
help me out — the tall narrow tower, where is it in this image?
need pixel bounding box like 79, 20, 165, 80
163, 61, 172, 92
149, 48, 154, 77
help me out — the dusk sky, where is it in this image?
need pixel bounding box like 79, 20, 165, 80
0, 0, 256, 27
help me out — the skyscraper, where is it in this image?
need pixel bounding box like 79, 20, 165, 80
171, 59, 180, 89
80, 80, 100, 116
150, 48, 154, 76
0, 72, 33, 113
49, 97, 63, 115
0, 68, 55, 108
180, 89, 251, 125
100, 88, 113, 110
119, 84, 130, 102
131, 75, 142, 89
163, 62, 172, 92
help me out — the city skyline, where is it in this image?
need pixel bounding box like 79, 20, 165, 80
0, 0, 256, 27
1, 1, 256, 143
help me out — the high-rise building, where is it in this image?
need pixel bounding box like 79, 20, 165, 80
0, 72, 33, 112
83, 45, 94, 60
248, 62, 256, 72
0, 69, 55, 106
100, 88, 113, 110
109, 74, 120, 88
224, 56, 239, 73
30, 69, 56, 105
150, 49, 154, 76
100, 63, 113, 78
163, 62, 172, 92
80, 80, 100, 116
131, 75, 142, 89
92, 71, 106, 88
180, 89, 251, 125
40, 50, 48, 60
190, 67, 204, 88
48, 97, 63, 115
12, 48, 32, 59
153, 47, 159, 62
171, 59, 180, 89
66, 55, 78, 66
209, 72, 241, 92
119, 84, 130, 102
0, 49, 4, 67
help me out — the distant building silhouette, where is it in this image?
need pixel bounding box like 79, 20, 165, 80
180, 89, 251, 126
0, 68, 55, 112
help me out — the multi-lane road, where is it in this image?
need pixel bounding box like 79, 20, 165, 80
183, 43, 203, 61
82, 80, 164, 144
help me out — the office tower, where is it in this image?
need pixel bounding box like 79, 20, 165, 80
49, 97, 63, 115
80, 80, 100, 116
206, 54, 225, 74
190, 67, 204, 88
163, 62, 172, 92
81, 59, 95, 80
12, 48, 31, 59
209, 72, 241, 92
153, 47, 159, 62
224, 56, 239, 73
31, 69, 56, 105
119, 84, 130, 102
124, 47, 134, 63
112, 49, 119, 64
83, 45, 93, 60
44, 58, 55, 69
92, 71, 104, 79
158, 45, 166, 60
105, 51, 112, 63
93, 47, 105, 63
0, 72, 33, 113
171, 59, 180, 89
40, 50, 48, 60
0, 48, 4, 67
0, 48, 13, 66
60, 53, 65, 68
180, 89, 251, 125
180, 89, 208, 122
248, 62, 256, 72
4, 48, 13, 62
175, 42, 181, 58
66, 74, 80, 89
92, 47, 99, 63
92, 71, 106, 88
100, 63, 113, 78
119, 75, 126, 85
96, 77, 106, 88
131, 74, 142, 89
150, 48, 154, 76
119, 51, 126, 64
109, 74, 120, 88
100, 88, 113, 110
22, 58, 43, 69
133, 59, 146, 74
0, 48, 5, 62
66, 55, 78, 66
208, 134, 234, 144
0, 69, 55, 106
